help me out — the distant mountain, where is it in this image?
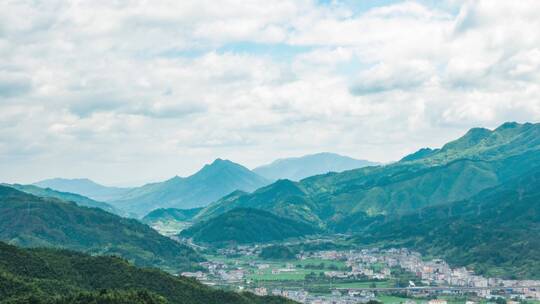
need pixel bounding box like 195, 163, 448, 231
0, 242, 295, 304
34, 177, 131, 201
197, 122, 540, 228
349, 167, 540, 279
143, 207, 203, 224
253, 152, 379, 181
3, 183, 118, 214
0, 185, 202, 272
181, 208, 321, 245
111, 159, 270, 217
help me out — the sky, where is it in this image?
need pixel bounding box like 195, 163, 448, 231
1, 0, 540, 186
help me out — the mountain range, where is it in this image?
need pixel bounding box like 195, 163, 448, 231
253, 152, 379, 181
9, 121, 540, 279
33, 154, 377, 218
189, 122, 540, 278
0, 185, 202, 272
198, 122, 540, 226
108, 159, 270, 217
33, 159, 270, 217
2, 183, 118, 214
34, 177, 130, 202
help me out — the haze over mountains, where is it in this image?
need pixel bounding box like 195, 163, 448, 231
33, 154, 377, 218
253, 152, 379, 181
1, 183, 118, 214
33, 159, 270, 217
34, 178, 130, 202
109, 159, 270, 216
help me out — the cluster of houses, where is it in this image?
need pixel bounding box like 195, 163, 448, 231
303, 248, 540, 301
253, 287, 375, 304
182, 246, 540, 303
182, 260, 246, 283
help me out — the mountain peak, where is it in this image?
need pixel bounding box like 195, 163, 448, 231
210, 158, 233, 166
400, 147, 439, 162
198, 158, 242, 174
440, 127, 492, 152
495, 121, 521, 131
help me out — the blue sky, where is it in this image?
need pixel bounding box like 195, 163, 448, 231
1, 0, 539, 185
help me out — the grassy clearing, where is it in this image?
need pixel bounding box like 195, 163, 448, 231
377, 295, 418, 304
296, 258, 347, 269
248, 268, 325, 281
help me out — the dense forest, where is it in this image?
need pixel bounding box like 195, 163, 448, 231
142, 207, 203, 224
351, 168, 540, 279
0, 186, 202, 272
181, 208, 320, 245
0, 242, 296, 304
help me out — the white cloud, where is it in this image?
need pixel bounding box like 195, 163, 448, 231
1, 0, 540, 185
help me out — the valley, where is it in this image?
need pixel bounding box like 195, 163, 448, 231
4, 1, 540, 303
184, 243, 540, 304
2, 122, 540, 304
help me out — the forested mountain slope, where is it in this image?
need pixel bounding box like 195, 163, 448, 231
110, 159, 269, 217
142, 207, 202, 224
3, 183, 117, 214
181, 208, 321, 245
0, 242, 295, 304
0, 185, 202, 272
349, 167, 540, 279
197, 122, 540, 228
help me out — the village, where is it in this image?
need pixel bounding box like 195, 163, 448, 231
181, 246, 540, 304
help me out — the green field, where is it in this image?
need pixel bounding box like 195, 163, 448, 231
376, 295, 476, 304
296, 258, 347, 269
377, 295, 420, 304
248, 268, 324, 281
150, 220, 192, 236
328, 280, 391, 288
242, 255, 353, 281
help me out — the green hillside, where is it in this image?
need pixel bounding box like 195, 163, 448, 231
402, 122, 540, 165
350, 167, 540, 279
0, 185, 202, 272
197, 122, 540, 228
197, 180, 322, 225
181, 208, 321, 245
0, 242, 296, 304
3, 183, 118, 214
111, 159, 270, 217
143, 207, 203, 223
